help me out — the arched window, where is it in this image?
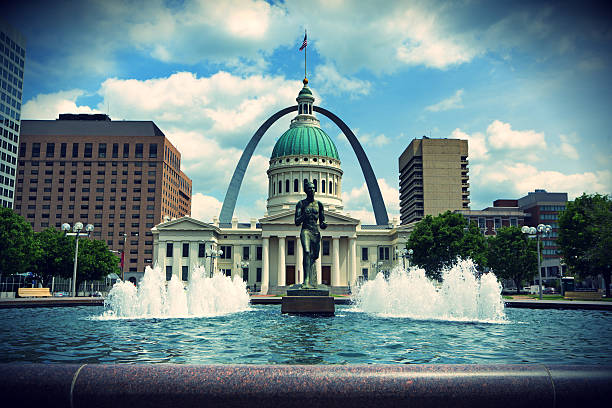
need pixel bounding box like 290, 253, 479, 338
309, 105, 312, 114
285, 179, 289, 194
294, 179, 298, 192
313, 179, 317, 192
329, 181, 333, 194
278, 180, 282, 194
321, 180, 326, 193
298, 105, 302, 114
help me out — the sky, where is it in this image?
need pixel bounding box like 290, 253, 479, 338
6, 0, 612, 224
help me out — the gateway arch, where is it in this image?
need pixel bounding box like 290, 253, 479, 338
219, 105, 389, 226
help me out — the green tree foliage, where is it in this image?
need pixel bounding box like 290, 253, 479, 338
31, 227, 75, 285
76, 238, 120, 285
557, 193, 612, 297
0, 208, 35, 276
407, 211, 487, 280
486, 226, 538, 294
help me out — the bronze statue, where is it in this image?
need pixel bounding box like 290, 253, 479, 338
294, 180, 327, 288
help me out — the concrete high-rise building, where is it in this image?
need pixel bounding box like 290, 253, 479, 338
399, 137, 469, 225
15, 114, 192, 280
518, 189, 568, 285
0, 19, 26, 209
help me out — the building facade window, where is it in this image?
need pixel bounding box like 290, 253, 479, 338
166, 266, 172, 281
182, 243, 189, 257
182, 266, 189, 281
361, 247, 368, 261
166, 242, 173, 257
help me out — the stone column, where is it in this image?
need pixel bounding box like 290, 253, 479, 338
349, 237, 357, 286
332, 237, 340, 287
296, 237, 303, 284
316, 255, 322, 285
278, 236, 286, 287
261, 237, 269, 294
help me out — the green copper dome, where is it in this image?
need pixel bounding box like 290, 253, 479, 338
271, 126, 339, 160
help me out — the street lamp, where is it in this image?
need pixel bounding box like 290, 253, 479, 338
371, 261, 384, 278
239, 260, 249, 282
62, 222, 94, 297
522, 224, 552, 300
206, 248, 223, 278
119, 232, 138, 281
395, 248, 414, 270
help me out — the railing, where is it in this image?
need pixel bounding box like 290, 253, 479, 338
0, 275, 113, 297
0, 364, 609, 408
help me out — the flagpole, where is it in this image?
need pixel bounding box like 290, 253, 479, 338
304, 31, 307, 80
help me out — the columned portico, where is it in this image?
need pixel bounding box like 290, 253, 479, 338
349, 237, 357, 286
278, 236, 286, 287
262, 237, 269, 294
296, 239, 303, 284
332, 237, 340, 286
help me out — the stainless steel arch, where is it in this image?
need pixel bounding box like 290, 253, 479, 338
219, 105, 389, 225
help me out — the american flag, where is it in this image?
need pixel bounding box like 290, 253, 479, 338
299, 32, 307, 51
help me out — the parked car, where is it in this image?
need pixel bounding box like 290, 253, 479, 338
543, 287, 556, 294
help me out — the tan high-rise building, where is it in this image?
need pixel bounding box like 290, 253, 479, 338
15, 114, 192, 278
399, 137, 469, 225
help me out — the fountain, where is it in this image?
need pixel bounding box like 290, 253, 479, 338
103, 265, 250, 318
353, 259, 506, 323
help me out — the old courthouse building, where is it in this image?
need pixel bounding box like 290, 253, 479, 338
15, 114, 192, 278
152, 81, 413, 294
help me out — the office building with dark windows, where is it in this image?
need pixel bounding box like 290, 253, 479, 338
15, 114, 192, 280
518, 189, 568, 285
0, 19, 26, 209
399, 137, 469, 225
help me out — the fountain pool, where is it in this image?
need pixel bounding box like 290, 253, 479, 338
1, 259, 611, 365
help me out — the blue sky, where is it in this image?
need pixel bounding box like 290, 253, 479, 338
6, 0, 612, 223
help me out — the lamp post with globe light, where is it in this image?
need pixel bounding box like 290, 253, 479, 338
522, 224, 552, 300
395, 247, 414, 270
62, 222, 94, 297
206, 248, 223, 278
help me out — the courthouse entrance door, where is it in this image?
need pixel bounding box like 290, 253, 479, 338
286, 265, 296, 286
322, 266, 331, 286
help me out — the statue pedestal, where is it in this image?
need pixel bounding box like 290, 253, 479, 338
281, 288, 334, 316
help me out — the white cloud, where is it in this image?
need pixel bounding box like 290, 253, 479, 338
555, 134, 579, 160
450, 128, 488, 160
191, 193, 223, 223
487, 120, 547, 150
95, 71, 301, 150
425, 89, 464, 112
338, 128, 390, 149
314, 64, 371, 98
21, 90, 101, 119
342, 178, 400, 224
480, 163, 611, 199
128, 0, 294, 65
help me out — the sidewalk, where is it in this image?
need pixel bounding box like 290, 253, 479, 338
0, 296, 104, 308
504, 298, 612, 311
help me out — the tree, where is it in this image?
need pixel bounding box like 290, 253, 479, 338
407, 211, 487, 280
486, 226, 538, 294
557, 193, 612, 297
75, 238, 120, 286
30, 228, 74, 286
0, 207, 35, 276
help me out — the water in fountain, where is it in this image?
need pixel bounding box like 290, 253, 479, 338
352, 258, 506, 323
102, 265, 250, 319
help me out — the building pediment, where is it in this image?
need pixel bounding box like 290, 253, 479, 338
153, 216, 220, 233
260, 209, 360, 226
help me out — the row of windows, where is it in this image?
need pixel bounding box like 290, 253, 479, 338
540, 214, 558, 220
21, 160, 158, 168
22, 142, 159, 159
540, 205, 565, 211
272, 178, 337, 195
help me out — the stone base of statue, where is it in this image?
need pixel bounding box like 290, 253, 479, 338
281, 284, 334, 316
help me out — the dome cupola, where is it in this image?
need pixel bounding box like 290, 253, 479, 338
266, 80, 344, 216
